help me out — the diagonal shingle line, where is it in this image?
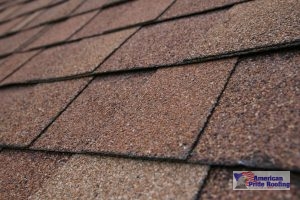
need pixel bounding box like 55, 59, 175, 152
2, 0, 176, 152
0, 0, 135, 39
193, 167, 212, 200
0, 0, 34, 14
0, 0, 104, 83
0, 0, 251, 44
26, 77, 94, 147
184, 58, 240, 160
0, 0, 67, 26
0, 0, 87, 59
0, 39, 299, 89
0, 0, 176, 81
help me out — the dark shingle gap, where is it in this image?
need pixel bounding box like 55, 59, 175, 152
0, 0, 67, 25
185, 59, 240, 160
0, 0, 134, 39
0, 0, 249, 44
0, 0, 173, 83
193, 167, 212, 200
0, 0, 81, 39
1, 146, 300, 173
1, 38, 299, 88
26, 78, 94, 147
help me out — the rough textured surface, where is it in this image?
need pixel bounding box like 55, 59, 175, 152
190, 51, 300, 169
160, 0, 242, 19
23, 0, 83, 29
3, 28, 136, 84
32, 59, 236, 158
0, 27, 43, 55
0, 79, 90, 146
0, 50, 38, 82
72, 0, 173, 39
24, 11, 97, 50
0, 150, 70, 200
200, 168, 300, 200
29, 155, 209, 200
98, 0, 300, 72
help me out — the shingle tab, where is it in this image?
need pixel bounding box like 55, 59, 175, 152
0, 79, 90, 146
32, 59, 236, 158
24, 11, 97, 50
0, 150, 70, 200
0, 50, 38, 82
2, 28, 136, 84
71, 0, 173, 39
190, 51, 300, 169
29, 155, 209, 200
98, 0, 300, 73
160, 0, 243, 20
199, 168, 300, 200
0, 27, 43, 55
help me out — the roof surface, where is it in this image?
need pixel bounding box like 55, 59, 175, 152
0, 0, 299, 199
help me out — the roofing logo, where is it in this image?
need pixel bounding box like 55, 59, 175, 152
233, 171, 290, 190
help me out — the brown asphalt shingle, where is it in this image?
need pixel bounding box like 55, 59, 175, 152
0, 27, 43, 55
29, 155, 209, 200
5, 0, 53, 20
98, 0, 300, 73
32, 59, 236, 158
160, 0, 243, 20
24, 11, 97, 50
0, 0, 299, 198
0, 4, 20, 21
22, 0, 84, 29
2, 28, 137, 84
199, 168, 300, 200
71, 0, 173, 39
190, 51, 300, 169
0, 50, 38, 82
0, 150, 70, 200
72, 0, 108, 15
0, 79, 90, 147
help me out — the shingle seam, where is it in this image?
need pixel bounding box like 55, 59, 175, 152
7, 1, 176, 150
184, 58, 240, 160
0, 38, 298, 88
0, 8, 102, 83
0, 0, 67, 25
0, 0, 34, 13
0, 0, 133, 39
26, 78, 94, 147
1, 147, 300, 173
68, 0, 135, 18
0, 51, 42, 83
0, 0, 84, 39
193, 167, 212, 200
0, 0, 249, 42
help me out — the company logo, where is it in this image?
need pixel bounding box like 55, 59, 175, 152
233, 171, 290, 190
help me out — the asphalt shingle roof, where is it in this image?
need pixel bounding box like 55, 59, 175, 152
0, 0, 299, 199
